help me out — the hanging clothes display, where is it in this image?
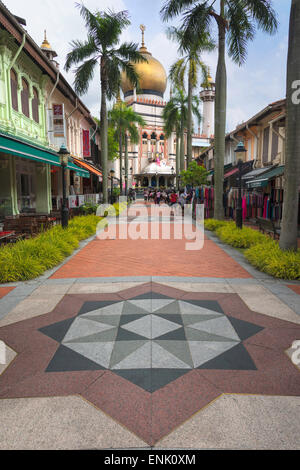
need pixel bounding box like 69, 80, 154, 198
193, 186, 214, 219
193, 183, 286, 222
225, 188, 284, 222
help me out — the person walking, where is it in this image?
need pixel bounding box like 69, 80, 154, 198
156, 190, 161, 205
169, 191, 178, 207
179, 190, 186, 217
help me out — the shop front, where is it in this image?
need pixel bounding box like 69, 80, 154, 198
0, 132, 61, 218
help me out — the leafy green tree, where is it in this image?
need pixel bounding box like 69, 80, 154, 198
93, 117, 119, 162
109, 101, 145, 194
181, 160, 209, 187
108, 126, 119, 162
65, 4, 146, 203
161, 0, 278, 220
168, 27, 215, 166
279, 0, 300, 251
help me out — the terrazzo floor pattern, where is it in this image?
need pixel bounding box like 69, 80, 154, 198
1, 280, 300, 449
0, 202, 300, 449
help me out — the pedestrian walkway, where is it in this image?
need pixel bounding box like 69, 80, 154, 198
52, 203, 251, 280
0, 201, 300, 449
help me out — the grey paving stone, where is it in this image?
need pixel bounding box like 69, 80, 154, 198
276, 294, 300, 316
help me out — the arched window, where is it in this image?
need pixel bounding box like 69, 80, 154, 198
21, 78, 30, 118
32, 87, 39, 123
10, 69, 18, 112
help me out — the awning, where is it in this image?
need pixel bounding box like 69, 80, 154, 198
242, 167, 272, 180
210, 164, 233, 176
0, 132, 61, 166
67, 161, 90, 179
73, 157, 102, 177
247, 165, 285, 188
224, 168, 239, 179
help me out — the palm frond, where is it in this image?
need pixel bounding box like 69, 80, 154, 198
73, 57, 98, 95
181, 3, 212, 46
160, 0, 195, 21
65, 37, 98, 71
89, 9, 130, 50
241, 0, 278, 34
169, 59, 187, 91
226, 0, 255, 64
75, 3, 104, 41
113, 42, 147, 63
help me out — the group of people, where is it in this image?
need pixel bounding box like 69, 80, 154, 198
143, 188, 194, 208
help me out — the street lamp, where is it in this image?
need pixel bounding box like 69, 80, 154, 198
110, 169, 115, 205
234, 141, 247, 229
58, 143, 70, 229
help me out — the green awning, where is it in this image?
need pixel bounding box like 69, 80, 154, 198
247, 166, 285, 189
67, 161, 90, 179
0, 133, 61, 167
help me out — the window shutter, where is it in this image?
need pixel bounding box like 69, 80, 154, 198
32, 88, 39, 123
10, 70, 18, 112
271, 124, 279, 160
262, 127, 269, 163
21, 79, 30, 118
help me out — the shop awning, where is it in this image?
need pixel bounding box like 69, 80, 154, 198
242, 167, 272, 180
209, 164, 232, 176
0, 132, 61, 166
224, 168, 239, 179
247, 165, 285, 188
73, 157, 103, 177
67, 161, 90, 179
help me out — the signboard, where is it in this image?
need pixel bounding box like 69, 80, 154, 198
68, 195, 77, 209
78, 195, 85, 207
192, 138, 211, 148
82, 130, 90, 158
53, 104, 65, 138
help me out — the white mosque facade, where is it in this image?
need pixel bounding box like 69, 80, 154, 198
109, 26, 215, 189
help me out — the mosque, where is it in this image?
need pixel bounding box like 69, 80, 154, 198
110, 25, 215, 189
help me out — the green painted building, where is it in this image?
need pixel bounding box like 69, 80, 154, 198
0, 25, 61, 217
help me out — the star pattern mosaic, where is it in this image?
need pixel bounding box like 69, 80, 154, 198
1, 283, 300, 446
40, 292, 264, 392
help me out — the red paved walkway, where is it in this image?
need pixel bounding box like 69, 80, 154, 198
0, 287, 15, 299
52, 205, 252, 280
287, 285, 300, 295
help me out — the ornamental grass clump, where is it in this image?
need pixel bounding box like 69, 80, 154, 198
0, 215, 102, 283
215, 224, 266, 249
245, 239, 300, 280
0, 246, 45, 283
68, 215, 100, 240
204, 219, 227, 232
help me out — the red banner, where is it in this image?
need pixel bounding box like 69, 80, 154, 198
82, 129, 90, 158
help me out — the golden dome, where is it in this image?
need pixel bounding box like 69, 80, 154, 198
41, 30, 51, 50
40, 30, 58, 58
121, 26, 167, 98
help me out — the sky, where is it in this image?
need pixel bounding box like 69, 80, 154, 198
5, 0, 290, 132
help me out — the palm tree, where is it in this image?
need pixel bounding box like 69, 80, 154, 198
161, 0, 278, 220
65, 4, 146, 203
163, 94, 181, 189
167, 27, 215, 166
279, 0, 300, 252
163, 88, 201, 186
109, 101, 145, 195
